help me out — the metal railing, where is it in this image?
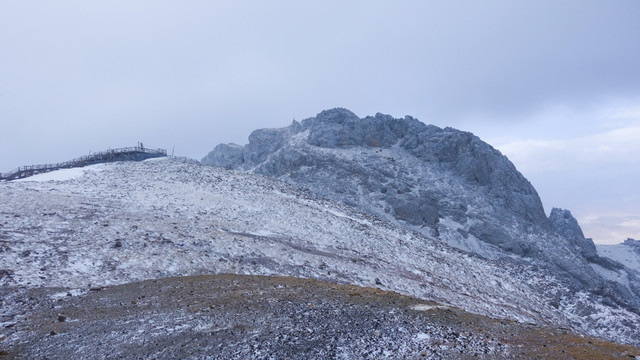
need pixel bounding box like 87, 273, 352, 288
0, 146, 167, 181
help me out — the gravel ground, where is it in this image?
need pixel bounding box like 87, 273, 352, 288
1, 274, 639, 359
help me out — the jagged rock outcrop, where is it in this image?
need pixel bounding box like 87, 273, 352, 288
201, 143, 244, 169
204, 109, 546, 231
203, 108, 640, 311
547, 209, 629, 274
548, 208, 638, 306
549, 208, 598, 262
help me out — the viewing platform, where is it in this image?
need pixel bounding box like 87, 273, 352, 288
0, 145, 167, 181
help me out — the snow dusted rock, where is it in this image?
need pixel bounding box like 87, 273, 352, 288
549, 208, 598, 262
202, 108, 640, 343
203, 108, 547, 245
548, 207, 630, 276
201, 143, 244, 169
202, 109, 637, 288
548, 208, 633, 298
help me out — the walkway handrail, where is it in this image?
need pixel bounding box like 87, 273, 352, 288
0, 145, 167, 180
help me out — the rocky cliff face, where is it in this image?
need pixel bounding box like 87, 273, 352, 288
549, 208, 598, 262
204, 109, 546, 238
202, 108, 640, 312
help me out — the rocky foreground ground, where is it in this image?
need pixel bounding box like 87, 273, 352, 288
1, 274, 638, 359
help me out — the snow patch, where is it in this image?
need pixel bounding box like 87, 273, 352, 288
590, 263, 630, 288
49, 288, 89, 300
143, 157, 168, 162
410, 304, 450, 311
597, 244, 640, 273
247, 229, 279, 237
15, 164, 106, 182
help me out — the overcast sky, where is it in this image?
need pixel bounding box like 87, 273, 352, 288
1, 1, 639, 244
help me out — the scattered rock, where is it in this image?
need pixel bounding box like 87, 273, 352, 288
3, 275, 638, 359
0, 269, 14, 278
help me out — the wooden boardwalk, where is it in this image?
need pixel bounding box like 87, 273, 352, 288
0, 146, 167, 181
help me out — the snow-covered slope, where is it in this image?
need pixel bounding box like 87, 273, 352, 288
2, 158, 640, 345
598, 239, 640, 274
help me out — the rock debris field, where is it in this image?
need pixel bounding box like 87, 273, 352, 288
1, 274, 638, 359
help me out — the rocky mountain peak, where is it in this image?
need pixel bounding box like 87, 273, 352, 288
304, 107, 360, 125
302, 108, 414, 149
549, 208, 585, 239
203, 108, 548, 230
202, 109, 640, 307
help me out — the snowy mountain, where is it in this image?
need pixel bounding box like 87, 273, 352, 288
2, 109, 640, 355
202, 108, 640, 344
1, 157, 639, 349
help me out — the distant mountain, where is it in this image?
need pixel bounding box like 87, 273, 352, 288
597, 238, 640, 275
